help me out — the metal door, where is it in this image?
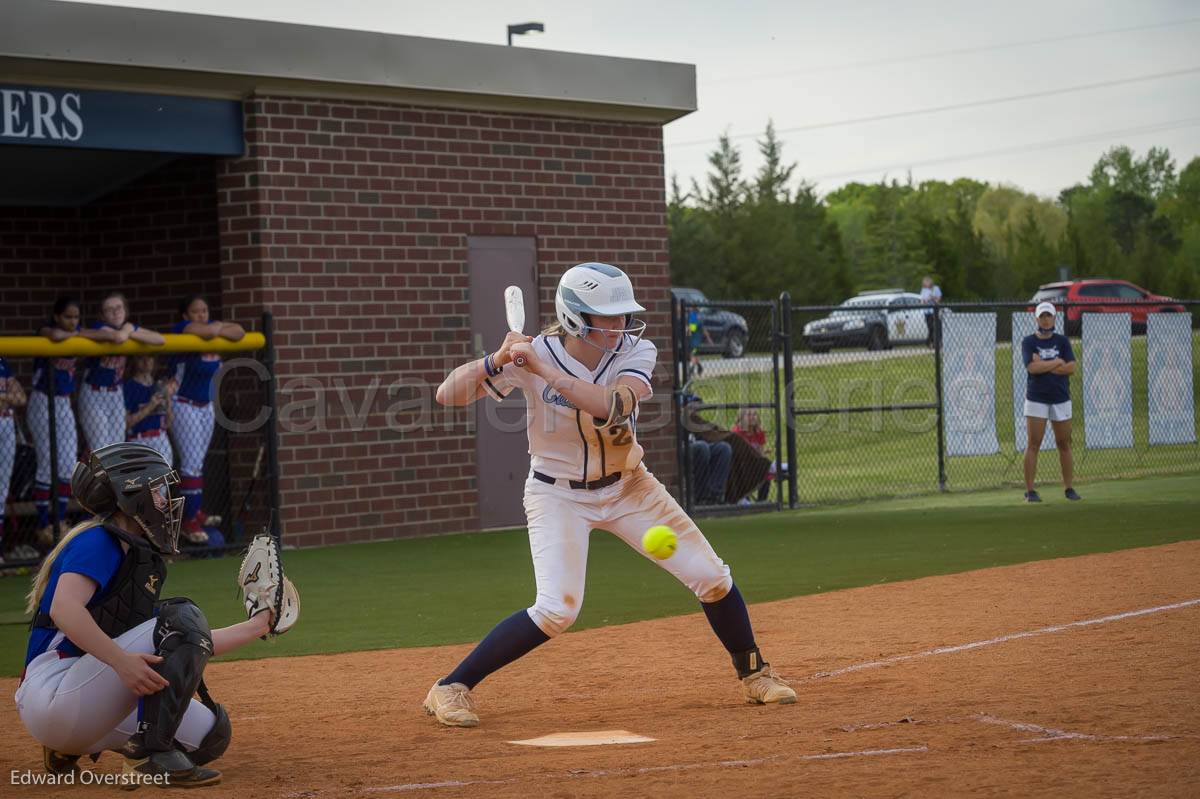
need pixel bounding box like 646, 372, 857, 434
468, 237, 538, 529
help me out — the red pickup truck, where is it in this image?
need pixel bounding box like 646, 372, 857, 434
1031, 279, 1186, 335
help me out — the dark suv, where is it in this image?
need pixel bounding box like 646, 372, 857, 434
671, 287, 750, 358
1031, 279, 1185, 335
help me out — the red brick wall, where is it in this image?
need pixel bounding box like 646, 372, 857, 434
217, 97, 676, 547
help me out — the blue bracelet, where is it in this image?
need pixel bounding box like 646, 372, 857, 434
484, 353, 499, 377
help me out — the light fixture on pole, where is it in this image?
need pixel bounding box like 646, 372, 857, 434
507, 22, 544, 46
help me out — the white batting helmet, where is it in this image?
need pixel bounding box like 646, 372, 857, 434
554, 263, 647, 351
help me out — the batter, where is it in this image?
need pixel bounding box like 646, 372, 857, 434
425, 262, 795, 727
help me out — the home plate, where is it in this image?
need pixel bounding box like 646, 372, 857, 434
509, 730, 656, 747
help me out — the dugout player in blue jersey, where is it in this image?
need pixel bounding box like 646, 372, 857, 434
123, 353, 176, 470
168, 296, 244, 542
1021, 301, 1081, 503
80, 292, 165, 455
32, 297, 126, 548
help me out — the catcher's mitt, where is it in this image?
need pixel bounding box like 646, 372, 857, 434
237, 533, 299, 637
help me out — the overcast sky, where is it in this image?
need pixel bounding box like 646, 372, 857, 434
75, 0, 1200, 200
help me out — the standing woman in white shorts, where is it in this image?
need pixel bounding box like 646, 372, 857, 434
423, 263, 796, 728
1021, 301, 1081, 503
79, 292, 165, 455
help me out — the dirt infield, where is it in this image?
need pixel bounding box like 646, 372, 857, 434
4, 541, 1198, 797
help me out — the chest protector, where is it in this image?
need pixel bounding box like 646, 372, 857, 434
31, 525, 166, 639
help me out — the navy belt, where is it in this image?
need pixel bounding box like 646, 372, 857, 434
533, 470, 621, 491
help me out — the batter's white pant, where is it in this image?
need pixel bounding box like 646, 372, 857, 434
28, 391, 78, 485
0, 415, 14, 522
171, 399, 214, 477
78, 386, 127, 453
523, 464, 733, 637
130, 430, 174, 466
15, 619, 217, 756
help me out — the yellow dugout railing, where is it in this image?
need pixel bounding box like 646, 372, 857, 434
0, 333, 266, 358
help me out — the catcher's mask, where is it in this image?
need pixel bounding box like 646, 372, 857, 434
71, 442, 185, 554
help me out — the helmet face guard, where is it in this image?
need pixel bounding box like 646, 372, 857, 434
128, 470, 185, 555
577, 316, 648, 353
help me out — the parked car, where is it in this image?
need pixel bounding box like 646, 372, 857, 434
671, 287, 750, 358
1030, 279, 1185, 335
803, 289, 931, 353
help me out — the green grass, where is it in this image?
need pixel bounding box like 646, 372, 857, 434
690, 332, 1200, 503
2, 473, 1196, 677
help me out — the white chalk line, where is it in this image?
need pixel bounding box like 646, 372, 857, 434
974, 714, 1176, 744
807, 598, 1200, 681
349, 746, 928, 794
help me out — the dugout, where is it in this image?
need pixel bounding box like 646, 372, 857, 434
0, 0, 695, 550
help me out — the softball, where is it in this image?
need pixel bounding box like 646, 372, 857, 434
642, 525, 677, 560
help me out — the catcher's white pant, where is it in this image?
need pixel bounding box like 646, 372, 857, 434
523, 464, 732, 637
28, 391, 78, 485
78, 386, 126, 453
171, 399, 213, 477
0, 415, 14, 519
130, 430, 174, 466
15, 619, 217, 756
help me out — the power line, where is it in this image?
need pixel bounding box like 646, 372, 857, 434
800, 116, 1200, 184
706, 16, 1200, 85
669, 66, 1200, 149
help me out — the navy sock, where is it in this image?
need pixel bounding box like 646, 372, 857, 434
701, 583, 757, 654
440, 609, 551, 690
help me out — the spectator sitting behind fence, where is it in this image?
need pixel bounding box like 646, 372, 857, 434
80, 292, 165, 456
681, 392, 731, 504
732, 408, 783, 502
1, 357, 28, 564
32, 297, 116, 548
1022, 301, 1080, 503
170, 295, 245, 542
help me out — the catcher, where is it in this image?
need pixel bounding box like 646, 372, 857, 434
14, 442, 298, 788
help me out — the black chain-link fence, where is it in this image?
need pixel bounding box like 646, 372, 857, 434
1, 315, 279, 572
672, 298, 784, 516
674, 295, 1200, 510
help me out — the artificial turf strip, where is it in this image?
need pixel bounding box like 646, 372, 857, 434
0, 473, 1196, 677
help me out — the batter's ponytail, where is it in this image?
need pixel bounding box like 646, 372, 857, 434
540, 321, 566, 337
25, 518, 104, 615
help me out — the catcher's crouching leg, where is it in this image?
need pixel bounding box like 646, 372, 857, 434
187, 701, 231, 766
120, 599, 221, 789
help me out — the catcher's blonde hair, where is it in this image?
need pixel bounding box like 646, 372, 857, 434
26, 518, 105, 615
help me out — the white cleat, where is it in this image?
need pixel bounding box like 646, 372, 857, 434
424, 681, 480, 727
742, 665, 797, 705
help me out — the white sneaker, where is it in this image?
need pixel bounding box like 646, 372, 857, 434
423, 681, 479, 727
741, 665, 797, 705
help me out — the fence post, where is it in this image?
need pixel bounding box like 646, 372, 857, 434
262, 312, 283, 542
934, 306, 947, 491
780, 292, 797, 509
770, 298, 783, 510
47, 373, 60, 542
671, 296, 691, 515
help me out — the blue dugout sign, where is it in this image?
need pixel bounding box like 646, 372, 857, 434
0, 85, 243, 155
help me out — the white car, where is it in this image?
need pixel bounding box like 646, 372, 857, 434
802, 290, 932, 352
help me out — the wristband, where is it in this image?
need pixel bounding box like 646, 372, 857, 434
484, 353, 500, 377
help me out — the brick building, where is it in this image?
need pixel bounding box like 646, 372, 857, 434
0, 0, 695, 547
